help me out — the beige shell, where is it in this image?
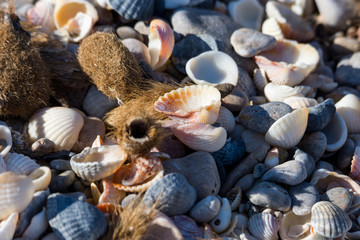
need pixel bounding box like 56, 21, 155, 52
29, 166, 51, 192
0, 172, 35, 220
248, 212, 280, 240
0, 125, 12, 158
70, 145, 128, 181
265, 108, 309, 149
254, 40, 319, 86
148, 19, 175, 71
154, 85, 221, 125
264, 83, 304, 102
26, 0, 56, 34
4, 152, 40, 176
279, 211, 313, 240
27, 107, 84, 151
262, 17, 285, 39
283, 96, 318, 109
228, 0, 264, 30
253, 68, 268, 92
122, 38, 151, 66
335, 94, 360, 134
0, 212, 18, 240
215, 106, 236, 133
321, 111, 347, 152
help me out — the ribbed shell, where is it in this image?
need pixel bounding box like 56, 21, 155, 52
215, 106, 236, 133
265, 108, 309, 149
26, 0, 56, 33
253, 68, 268, 92
349, 146, 360, 182
4, 152, 40, 175
249, 212, 280, 240
264, 83, 304, 102
171, 215, 204, 239
311, 201, 352, 238
108, 0, 154, 20
0, 125, 12, 158
335, 94, 360, 134
262, 17, 284, 39
284, 96, 318, 109
27, 107, 84, 151
228, 0, 264, 30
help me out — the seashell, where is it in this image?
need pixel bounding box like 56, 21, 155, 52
90, 182, 101, 204
189, 195, 221, 223
265, 108, 309, 149
301, 73, 338, 93
264, 147, 280, 169
171, 122, 227, 152
154, 85, 221, 124
148, 19, 175, 71
306, 99, 336, 133
264, 82, 304, 102
225, 186, 242, 211
254, 40, 319, 86
27, 107, 84, 151
171, 215, 204, 239
228, 0, 264, 30
335, 94, 360, 134
295, 85, 316, 98
262, 17, 285, 40
98, 179, 126, 204
215, 106, 236, 133
0, 125, 12, 158
186, 51, 238, 95
284, 96, 318, 109
321, 111, 347, 152
26, 0, 56, 34
0, 172, 35, 220
29, 166, 51, 192
70, 145, 128, 181
210, 198, 232, 233
265, 1, 314, 42
108, 0, 154, 20
248, 212, 280, 240
279, 211, 313, 240
95, 0, 113, 10
0, 156, 5, 174
311, 201, 352, 238
253, 68, 268, 92
0, 212, 18, 240
211, 138, 246, 168
4, 152, 40, 176
350, 146, 360, 182
22, 207, 48, 240
122, 38, 151, 66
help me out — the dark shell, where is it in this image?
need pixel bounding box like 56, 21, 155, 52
306, 99, 336, 133
109, 0, 155, 20
211, 138, 246, 168
171, 215, 204, 240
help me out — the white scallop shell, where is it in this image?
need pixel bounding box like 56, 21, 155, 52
335, 94, 360, 134
253, 68, 268, 92
186, 51, 239, 88
22, 207, 48, 240
0, 125, 12, 158
254, 40, 320, 86
210, 198, 232, 233
279, 211, 313, 240
283, 96, 318, 109
0, 172, 35, 220
228, 0, 264, 30
29, 166, 52, 192
0, 212, 18, 240
265, 108, 309, 149
262, 17, 285, 39
27, 107, 85, 151
4, 152, 40, 175
248, 212, 280, 240
70, 145, 128, 181
215, 106, 236, 133
321, 111, 347, 152
26, 0, 56, 34
264, 82, 304, 102
154, 85, 221, 125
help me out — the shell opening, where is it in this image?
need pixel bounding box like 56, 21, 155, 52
55, 2, 86, 27
188, 56, 228, 85
127, 119, 149, 144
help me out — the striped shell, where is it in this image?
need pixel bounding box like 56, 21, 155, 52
311, 201, 352, 238
350, 146, 360, 182
26, 0, 56, 33
215, 106, 236, 133
29, 166, 52, 192
321, 111, 347, 152
228, 0, 264, 30
0, 172, 35, 220
154, 85, 221, 125
0, 212, 18, 240
108, 0, 154, 20
0, 125, 12, 158
249, 212, 280, 240
262, 17, 284, 40
27, 107, 84, 151
4, 152, 40, 175
279, 211, 312, 240
254, 40, 319, 86
284, 96, 318, 109
264, 83, 304, 102
70, 145, 128, 181
335, 94, 360, 134
265, 108, 309, 149
171, 215, 204, 239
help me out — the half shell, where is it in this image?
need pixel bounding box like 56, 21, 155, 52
228, 0, 264, 30
4, 152, 40, 175
279, 211, 312, 240
321, 111, 347, 152
248, 212, 280, 240
264, 82, 304, 102
0, 125, 12, 158
0, 212, 18, 240
335, 94, 360, 134
284, 96, 318, 109
29, 166, 52, 192
26, 0, 56, 34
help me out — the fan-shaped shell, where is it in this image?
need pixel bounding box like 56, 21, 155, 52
335, 94, 360, 134
4, 152, 40, 175
254, 40, 320, 86
26, 0, 56, 34
154, 85, 221, 124
279, 211, 313, 240
311, 201, 352, 238
29, 166, 51, 192
228, 0, 264, 30
0, 172, 35, 220
215, 106, 236, 133
108, 0, 154, 20
264, 82, 304, 102
284, 96, 318, 109
70, 145, 128, 181
0, 125, 12, 158
248, 212, 280, 240
27, 107, 84, 151
321, 111, 347, 152
265, 108, 309, 149
262, 17, 285, 40
0, 212, 18, 240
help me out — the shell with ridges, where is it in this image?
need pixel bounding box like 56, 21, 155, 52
335, 94, 360, 134
4, 152, 40, 176
108, 0, 154, 20
26, 0, 56, 34
253, 68, 268, 92
29, 166, 51, 192
265, 108, 309, 149
215, 106, 236, 133
0, 212, 18, 240
0, 125, 12, 158
248, 212, 280, 240
171, 215, 204, 239
264, 82, 304, 102
262, 17, 285, 39
279, 211, 312, 240
284, 96, 318, 109
228, 0, 264, 30
349, 146, 360, 182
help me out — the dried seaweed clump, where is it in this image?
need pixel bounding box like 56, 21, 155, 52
0, 11, 52, 117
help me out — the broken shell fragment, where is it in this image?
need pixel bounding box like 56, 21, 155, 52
26, 0, 56, 34
0, 212, 18, 240
284, 96, 318, 109
279, 211, 312, 240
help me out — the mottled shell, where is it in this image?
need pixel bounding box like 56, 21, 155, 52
350, 146, 360, 182
0, 125, 12, 158
311, 201, 352, 238
26, 0, 56, 33
215, 106, 236, 133
0, 212, 18, 240
70, 145, 127, 181
264, 82, 304, 102
335, 94, 360, 134
279, 211, 312, 240
228, 0, 264, 30
4, 152, 40, 175
248, 212, 280, 240
0, 172, 35, 220
284, 96, 318, 109
27, 107, 84, 151
29, 166, 52, 192
254, 40, 319, 86
154, 85, 221, 125
265, 108, 309, 149
321, 111, 347, 152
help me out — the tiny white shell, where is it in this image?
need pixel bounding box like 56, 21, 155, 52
210, 198, 232, 233
4, 152, 40, 175
215, 106, 236, 133
29, 166, 52, 192
22, 207, 48, 240
283, 96, 318, 109
0, 212, 18, 240
335, 94, 360, 134
228, 0, 264, 30
0, 125, 12, 158
321, 111, 347, 152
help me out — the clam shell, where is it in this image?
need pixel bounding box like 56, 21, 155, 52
70, 145, 128, 181
279, 211, 312, 240
0, 212, 18, 240
349, 146, 360, 182
262, 17, 285, 40
311, 201, 352, 238
321, 111, 347, 152
248, 212, 280, 240
122, 38, 151, 66
335, 94, 360, 134
27, 107, 84, 151
215, 106, 236, 133
171, 215, 204, 239
210, 198, 232, 233
29, 166, 51, 192
306, 98, 336, 133
22, 207, 48, 240
254, 40, 319, 86
154, 85, 221, 124
284, 96, 318, 109
4, 152, 40, 176
0, 125, 12, 158
265, 108, 309, 149
109, 0, 154, 20
228, 0, 264, 30
26, 0, 56, 33
148, 19, 175, 71
253, 68, 268, 92
264, 82, 304, 102
0, 172, 35, 220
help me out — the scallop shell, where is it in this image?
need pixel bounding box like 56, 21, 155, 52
4, 152, 40, 176
70, 145, 128, 181
264, 82, 304, 102
154, 85, 221, 125
284, 96, 318, 109
148, 19, 175, 71
109, 0, 154, 20
254, 40, 320, 86
349, 146, 360, 182
0, 212, 18, 240
0, 125, 12, 158
0, 172, 35, 220
27, 107, 84, 151
279, 211, 313, 240
321, 111, 347, 152
253, 68, 268, 92
22, 207, 48, 240
262, 17, 285, 40
228, 0, 264, 30
215, 106, 236, 133
335, 94, 360, 134
29, 166, 51, 192
265, 108, 309, 149
210, 198, 232, 233
311, 201, 352, 238
248, 212, 280, 240
26, 0, 56, 33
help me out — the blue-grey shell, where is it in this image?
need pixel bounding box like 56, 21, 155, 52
109, 0, 155, 20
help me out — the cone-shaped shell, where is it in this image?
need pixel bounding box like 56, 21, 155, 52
335, 94, 360, 134
248, 212, 280, 240
264, 83, 304, 102
26, 0, 56, 34
0, 125, 12, 158
279, 211, 312, 240
311, 201, 352, 238
228, 0, 264, 30
321, 111, 347, 152
4, 152, 40, 175
254, 40, 319, 86
0, 212, 18, 240
26, 107, 84, 151
154, 85, 221, 125
265, 108, 309, 149
108, 0, 154, 20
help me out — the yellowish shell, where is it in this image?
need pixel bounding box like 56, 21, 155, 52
279, 211, 313, 240
335, 94, 360, 134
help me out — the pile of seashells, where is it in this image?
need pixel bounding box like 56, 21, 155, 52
1, 0, 360, 239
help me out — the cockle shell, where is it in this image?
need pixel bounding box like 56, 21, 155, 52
0, 212, 18, 240
0, 125, 12, 158
26, 0, 56, 34
254, 40, 320, 86
29, 166, 51, 192
262, 17, 285, 40
70, 145, 128, 181
0, 172, 35, 220
228, 0, 264, 30
311, 201, 352, 238
148, 19, 174, 71
321, 111, 347, 152
108, 0, 154, 20
27, 107, 84, 151
210, 198, 232, 233
215, 106, 236, 133
335, 94, 360, 134
248, 212, 280, 240
154, 85, 221, 125
349, 146, 360, 182
279, 211, 313, 240
265, 108, 309, 149
284, 96, 318, 109
4, 152, 40, 176
253, 68, 268, 92
22, 207, 48, 240
264, 82, 304, 102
